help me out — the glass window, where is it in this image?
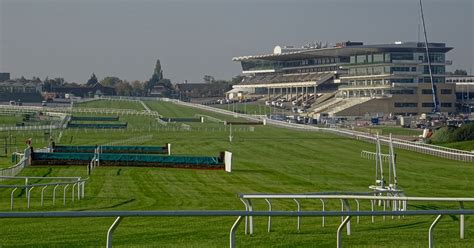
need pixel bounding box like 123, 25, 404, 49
441, 102, 452, 107
367, 54, 373, 63
411, 67, 417, 72
422, 89, 432, 94
391, 52, 414, 61
384, 53, 391, 62
441, 89, 452, 94
422, 102, 435, 108
373, 54, 384, 63
356, 55, 367, 64
394, 102, 417, 108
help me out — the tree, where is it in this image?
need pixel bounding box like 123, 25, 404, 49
100, 77, 121, 87
115, 80, 133, 96
86, 73, 99, 86
203, 75, 215, 84
131, 80, 144, 96
145, 59, 164, 94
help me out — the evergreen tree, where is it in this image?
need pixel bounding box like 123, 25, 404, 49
87, 73, 99, 86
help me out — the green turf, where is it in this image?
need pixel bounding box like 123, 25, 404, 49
75, 99, 145, 111
0, 100, 473, 247
355, 126, 422, 136
438, 140, 474, 151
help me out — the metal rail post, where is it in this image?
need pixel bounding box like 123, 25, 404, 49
72, 183, 76, 204
63, 184, 69, 206
460, 201, 465, 239
247, 199, 254, 235
337, 216, 352, 248
27, 186, 35, 209
106, 216, 123, 248
429, 215, 443, 248
264, 199, 272, 232
355, 199, 360, 224
320, 199, 326, 227
10, 187, 17, 210
41, 186, 48, 206
239, 198, 248, 235
229, 216, 243, 248
294, 199, 301, 231
53, 184, 59, 205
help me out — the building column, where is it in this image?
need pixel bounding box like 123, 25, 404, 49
290, 86, 293, 101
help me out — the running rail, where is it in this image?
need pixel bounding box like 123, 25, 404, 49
0, 210, 472, 248
239, 193, 474, 241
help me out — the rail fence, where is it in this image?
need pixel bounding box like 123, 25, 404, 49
0, 176, 87, 210
0, 148, 30, 178
0, 209, 472, 248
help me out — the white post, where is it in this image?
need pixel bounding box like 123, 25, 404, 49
107, 217, 123, 248
224, 151, 232, 173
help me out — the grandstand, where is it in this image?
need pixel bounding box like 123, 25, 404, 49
232, 41, 457, 116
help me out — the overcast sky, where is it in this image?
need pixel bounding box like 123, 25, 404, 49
0, 0, 473, 84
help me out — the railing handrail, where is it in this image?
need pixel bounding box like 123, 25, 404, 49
0, 209, 473, 218
239, 194, 474, 202
0, 178, 89, 188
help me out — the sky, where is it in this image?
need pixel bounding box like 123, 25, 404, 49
0, 0, 473, 84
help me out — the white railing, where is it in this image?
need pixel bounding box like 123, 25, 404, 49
0, 209, 472, 248
0, 176, 88, 209
0, 148, 30, 178
239, 193, 474, 247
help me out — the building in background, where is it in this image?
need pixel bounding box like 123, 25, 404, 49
0, 77, 43, 102
0, 73, 10, 82
232, 41, 456, 117
446, 75, 474, 113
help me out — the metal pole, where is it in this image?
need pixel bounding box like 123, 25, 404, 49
247, 199, 254, 235
429, 215, 443, 248
337, 216, 352, 248
53, 184, 59, 205
239, 198, 249, 235
320, 199, 326, 227
10, 187, 17, 210
355, 199, 360, 224
63, 184, 69, 206
72, 183, 76, 203
264, 199, 272, 232
229, 216, 243, 248
460, 201, 465, 239
27, 186, 35, 209
294, 199, 301, 231
106, 216, 123, 248
41, 186, 48, 206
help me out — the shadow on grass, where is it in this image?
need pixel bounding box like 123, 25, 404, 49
77, 198, 136, 211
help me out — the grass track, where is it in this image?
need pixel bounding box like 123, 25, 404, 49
0, 100, 473, 247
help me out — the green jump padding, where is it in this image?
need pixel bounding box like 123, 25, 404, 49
67, 123, 127, 129
32, 152, 221, 165
53, 145, 167, 154
70, 116, 120, 121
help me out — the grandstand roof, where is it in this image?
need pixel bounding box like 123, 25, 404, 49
232, 42, 452, 62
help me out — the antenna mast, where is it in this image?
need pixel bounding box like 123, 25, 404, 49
419, 0, 440, 113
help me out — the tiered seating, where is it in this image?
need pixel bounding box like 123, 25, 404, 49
240, 72, 334, 85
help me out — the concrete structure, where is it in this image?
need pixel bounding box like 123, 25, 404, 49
446, 75, 474, 112
232, 41, 457, 117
